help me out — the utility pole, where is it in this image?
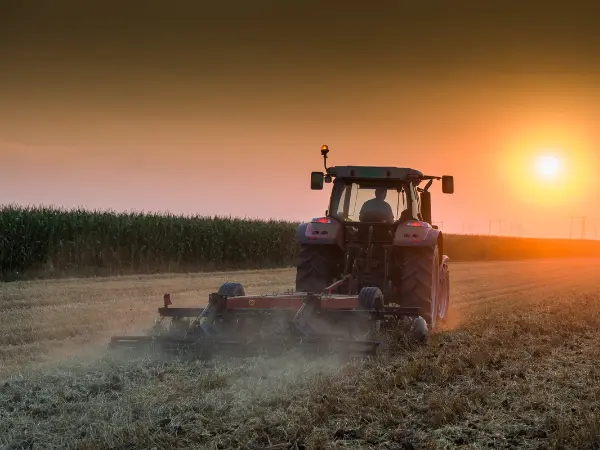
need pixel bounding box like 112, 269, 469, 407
489, 219, 503, 236
569, 216, 587, 239
569, 216, 574, 239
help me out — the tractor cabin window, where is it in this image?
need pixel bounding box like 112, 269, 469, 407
333, 182, 409, 223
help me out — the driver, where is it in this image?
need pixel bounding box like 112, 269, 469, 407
359, 187, 395, 223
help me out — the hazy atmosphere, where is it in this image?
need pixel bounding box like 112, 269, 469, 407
2, 1, 600, 237
5, 4, 600, 449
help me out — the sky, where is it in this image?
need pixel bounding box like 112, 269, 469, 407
1, 1, 600, 238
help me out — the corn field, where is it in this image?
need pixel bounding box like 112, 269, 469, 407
1, 205, 599, 280
0, 205, 299, 280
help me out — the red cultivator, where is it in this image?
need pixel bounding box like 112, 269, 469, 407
109, 280, 428, 359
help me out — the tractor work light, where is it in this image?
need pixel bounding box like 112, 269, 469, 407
405, 220, 431, 228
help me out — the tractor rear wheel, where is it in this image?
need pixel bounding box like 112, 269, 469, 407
399, 244, 440, 329
295, 244, 341, 293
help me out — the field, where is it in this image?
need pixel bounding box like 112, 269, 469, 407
2, 259, 600, 449
2, 205, 600, 281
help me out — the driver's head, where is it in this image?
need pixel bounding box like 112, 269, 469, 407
375, 187, 387, 200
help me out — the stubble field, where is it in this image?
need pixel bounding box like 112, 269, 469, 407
1, 258, 600, 449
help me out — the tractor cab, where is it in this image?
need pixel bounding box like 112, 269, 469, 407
328, 177, 417, 224
310, 145, 454, 228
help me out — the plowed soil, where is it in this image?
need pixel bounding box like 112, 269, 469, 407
1, 259, 600, 449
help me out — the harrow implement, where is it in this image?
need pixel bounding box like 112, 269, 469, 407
108, 280, 428, 359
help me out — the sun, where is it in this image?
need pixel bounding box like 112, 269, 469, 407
535, 154, 561, 179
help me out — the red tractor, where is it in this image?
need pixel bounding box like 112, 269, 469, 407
295, 145, 454, 330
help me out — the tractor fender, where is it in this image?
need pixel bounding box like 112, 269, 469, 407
393, 222, 441, 249
295, 219, 342, 246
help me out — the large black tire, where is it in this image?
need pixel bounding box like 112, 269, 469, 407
399, 244, 440, 329
295, 244, 342, 293
217, 282, 246, 297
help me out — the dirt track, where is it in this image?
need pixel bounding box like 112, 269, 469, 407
1, 259, 600, 449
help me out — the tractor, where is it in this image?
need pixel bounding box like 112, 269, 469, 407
294, 145, 454, 330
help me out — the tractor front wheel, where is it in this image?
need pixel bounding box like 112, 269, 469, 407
437, 260, 450, 323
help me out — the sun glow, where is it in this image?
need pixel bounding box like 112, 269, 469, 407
535, 154, 561, 179
500, 136, 592, 207
497, 122, 597, 215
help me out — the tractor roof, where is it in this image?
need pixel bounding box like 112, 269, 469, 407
327, 165, 424, 182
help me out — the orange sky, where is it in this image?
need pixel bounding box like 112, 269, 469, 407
1, 2, 600, 238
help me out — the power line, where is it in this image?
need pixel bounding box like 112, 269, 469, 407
509, 223, 523, 236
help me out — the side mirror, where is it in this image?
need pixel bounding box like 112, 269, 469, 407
420, 191, 432, 224
311, 172, 324, 190
442, 175, 454, 194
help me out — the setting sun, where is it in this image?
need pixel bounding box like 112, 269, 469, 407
500, 133, 596, 209
535, 154, 561, 179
